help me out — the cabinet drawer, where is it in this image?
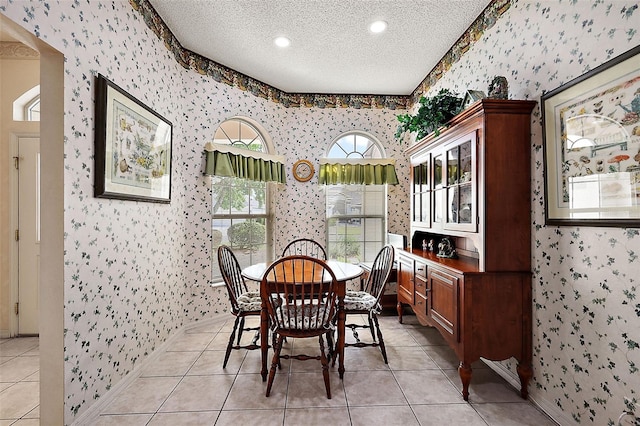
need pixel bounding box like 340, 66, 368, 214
415, 275, 428, 297
415, 260, 427, 279
397, 286, 413, 304
414, 293, 428, 318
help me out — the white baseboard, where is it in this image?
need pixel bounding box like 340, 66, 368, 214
0, 330, 11, 339
71, 316, 226, 426
483, 359, 576, 426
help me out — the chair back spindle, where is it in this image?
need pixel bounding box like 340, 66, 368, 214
282, 238, 327, 260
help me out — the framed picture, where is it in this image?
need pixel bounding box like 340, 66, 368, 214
541, 45, 640, 227
95, 74, 172, 203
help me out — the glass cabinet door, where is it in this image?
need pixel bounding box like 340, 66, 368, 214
444, 132, 477, 232
411, 155, 432, 226
433, 153, 444, 225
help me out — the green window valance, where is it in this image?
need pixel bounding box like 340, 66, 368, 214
204, 142, 286, 184
318, 158, 399, 185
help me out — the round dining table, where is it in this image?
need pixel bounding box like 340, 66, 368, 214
242, 259, 364, 381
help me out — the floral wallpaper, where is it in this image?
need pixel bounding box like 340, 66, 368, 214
1, 0, 638, 424
415, 1, 640, 425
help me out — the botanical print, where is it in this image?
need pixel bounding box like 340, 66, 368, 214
109, 99, 170, 189
555, 64, 640, 216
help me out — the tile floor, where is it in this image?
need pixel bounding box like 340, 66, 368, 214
1, 314, 559, 425
0, 336, 39, 425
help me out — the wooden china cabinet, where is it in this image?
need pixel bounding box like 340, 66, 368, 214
397, 99, 536, 401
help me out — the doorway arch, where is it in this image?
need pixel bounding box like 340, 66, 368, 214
1, 14, 65, 425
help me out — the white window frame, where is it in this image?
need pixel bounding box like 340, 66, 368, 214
325, 131, 388, 263
211, 117, 275, 283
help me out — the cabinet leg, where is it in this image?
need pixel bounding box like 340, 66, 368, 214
516, 362, 532, 399
458, 362, 472, 401
396, 302, 403, 323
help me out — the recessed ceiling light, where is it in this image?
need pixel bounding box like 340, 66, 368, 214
274, 36, 291, 47
369, 20, 387, 33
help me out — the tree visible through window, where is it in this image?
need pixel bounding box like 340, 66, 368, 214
325, 132, 387, 263
211, 118, 272, 282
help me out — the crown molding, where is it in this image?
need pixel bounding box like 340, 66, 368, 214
0, 41, 39, 59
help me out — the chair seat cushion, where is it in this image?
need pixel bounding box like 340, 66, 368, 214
276, 304, 335, 330
344, 290, 377, 311
236, 291, 262, 312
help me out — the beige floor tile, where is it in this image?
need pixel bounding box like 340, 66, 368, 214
238, 347, 279, 374
0, 382, 39, 419
23, 405, 39, 418
284, 407, 351, 426
342, 346, 390, 371
4, 325, 561, 426
421, 345, 460, 369
412, 403, 488, 425
8, 419, 39, 426
184, 321, 224, 334
140, 350, 200, 377
343, 370, 407, 406
385, 346, 438, 370
159, 375, 235, 412
93, 414, 153, 425
394, 369, 463, 404
350, 405, 420, 426
101, 377, 180, 414
0, 356, 39, 382
187, 349, 244, 375
405, 325, 448, 346
217, 409, 284, 425
397, 314, 424, 326
206, 332, 235, 350
165, 332, 214, 352
22, 372, 39, 382
285, 371, 346, 407
378, 328, 420, 347
376, 314, 406, 329
472, 402, 559, 426
443, 368, 524, 403
21, 348, 39, 357
0, 338, 38, 357
147, 410, 219, 425
223, 373, 286, 409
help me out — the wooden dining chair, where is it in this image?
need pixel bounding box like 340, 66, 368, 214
340, 244, 395, 363
217, 245, 264, 368
261, 255, 338, 399
282, 238, 327, 260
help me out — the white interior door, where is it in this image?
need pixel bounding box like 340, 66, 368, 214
18, 136, 40, 335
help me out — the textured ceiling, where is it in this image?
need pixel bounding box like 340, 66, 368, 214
148, 0, 492, 96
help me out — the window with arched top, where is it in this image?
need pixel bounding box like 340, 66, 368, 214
25, 96, 40, 121
211, 117, 274, 282
324, 131, 388, 263
13, 85, 40, 121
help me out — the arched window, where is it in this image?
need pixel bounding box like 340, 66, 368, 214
25, 96, 40, 121
12, 85, 40, 121
211, 117, 273, 282
325, 131, 388, 263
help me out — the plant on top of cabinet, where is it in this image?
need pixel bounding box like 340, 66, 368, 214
394, 88, 463, 141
